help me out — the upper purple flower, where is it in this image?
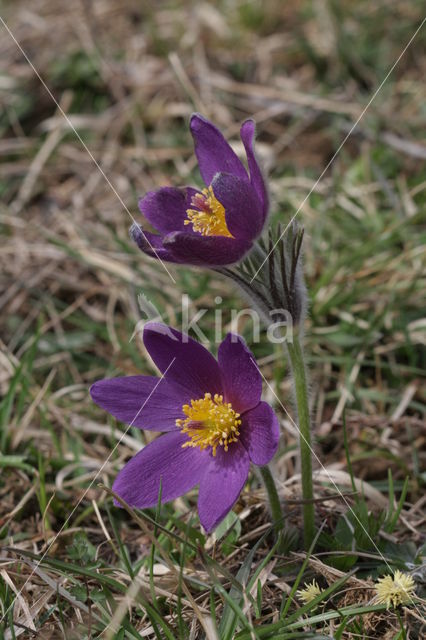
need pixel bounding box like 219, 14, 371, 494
90, 323, 279, 532
131, 114, 268, 267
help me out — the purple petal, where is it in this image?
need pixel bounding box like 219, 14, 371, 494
240, 120, 268, 219
90, 376, 190, 431
143, 322, 223, 397
197, 441, 250, 532
240, 401, 279, 466
163, 231, 252, 266
130, 224, 182, 263
139, 187, 199, 235
112, 431, 206, 508
211, 172, 264, 240
218, 333, 262, 413
190, 113, 248, 186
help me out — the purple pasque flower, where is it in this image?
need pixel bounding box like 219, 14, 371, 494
131, 114, 268, 267
90, 323, 279, 532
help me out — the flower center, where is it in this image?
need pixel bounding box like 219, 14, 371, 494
185, 186, 232, 237
176, 392, 241, 456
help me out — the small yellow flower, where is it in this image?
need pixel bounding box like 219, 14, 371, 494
296, 580, 323, 605
375, 570, 415, 608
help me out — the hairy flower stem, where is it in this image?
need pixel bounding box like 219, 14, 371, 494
259, 465, 284, 540
286, 335, 315, 548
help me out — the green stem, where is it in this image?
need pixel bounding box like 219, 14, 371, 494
286, 334, 315, 548
259, 465, 284, 538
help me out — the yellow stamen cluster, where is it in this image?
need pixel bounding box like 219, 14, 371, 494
375, 570, 415, 608
176, 392, 241, 456
185, 186, 232, 237
296, 580, 323, 605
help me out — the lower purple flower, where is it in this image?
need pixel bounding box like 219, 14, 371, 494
90, 323, 279, 532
